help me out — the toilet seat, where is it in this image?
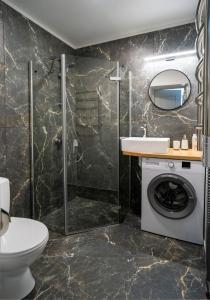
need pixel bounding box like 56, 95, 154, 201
0, 217, 49, 256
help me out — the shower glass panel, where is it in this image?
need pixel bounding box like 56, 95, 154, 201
33, 57, 65, 233
119, 68, 131, 220
32, 54, 120, 234
65, 55, 120, 234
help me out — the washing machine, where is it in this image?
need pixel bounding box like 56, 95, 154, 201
141, 157, 205, 244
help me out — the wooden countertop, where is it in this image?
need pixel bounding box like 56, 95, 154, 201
122, 148, 203, 161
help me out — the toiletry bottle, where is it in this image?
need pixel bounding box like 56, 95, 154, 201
181, 134, 189, 150
192, 133, 198, 151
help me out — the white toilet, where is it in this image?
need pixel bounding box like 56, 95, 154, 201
0, 178, 49, 300
0, 217, 49, 299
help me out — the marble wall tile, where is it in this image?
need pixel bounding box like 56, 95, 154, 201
6, 127, 30, 216
29, 26, 74, 222
0, 128, 6, 173
71, 56, 119, 192
76, 23, 197, 143
2, 3, 30, 61
28, 21, 72, 61
0, 1, 74, 218
34, 125, 63, 219
0, 0, 198, 223
131, 55, 197, 142
153, 24, 196, 55
76, 23, 197, 215
5, 60, 29, 127
33, 60, 62, 128
0, 3, 5, 128
32, 57, 73, 222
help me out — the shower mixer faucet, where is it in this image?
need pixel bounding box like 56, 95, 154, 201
140, 124, 147, 137
53, 136, 62, 149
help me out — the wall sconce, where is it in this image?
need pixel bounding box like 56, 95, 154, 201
144, 50, 196, 62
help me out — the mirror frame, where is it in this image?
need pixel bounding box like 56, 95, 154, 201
148, 69, 191, 111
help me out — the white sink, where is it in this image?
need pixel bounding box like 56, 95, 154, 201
121, 137, 170, 154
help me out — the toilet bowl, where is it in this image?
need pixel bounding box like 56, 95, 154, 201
0, 217, 49, 300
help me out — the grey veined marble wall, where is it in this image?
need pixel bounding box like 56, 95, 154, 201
76, 23, 197, 144
0, 0, 197, 220
33, 54, 121, 233
0, 1, 73, 217
76, 23, 197, 214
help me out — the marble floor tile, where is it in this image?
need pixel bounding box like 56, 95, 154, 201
42, 196, 119, 234
26, 215, 206, 300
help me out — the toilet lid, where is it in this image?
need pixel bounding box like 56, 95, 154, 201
0, 217, 49, 254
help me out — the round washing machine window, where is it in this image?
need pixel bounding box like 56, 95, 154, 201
147, 174, 197, 219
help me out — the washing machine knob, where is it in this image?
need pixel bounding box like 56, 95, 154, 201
168, 161, 174, 168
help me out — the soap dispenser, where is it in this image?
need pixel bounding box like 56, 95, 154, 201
192, 133, 198, 151
181, 134, 189, 150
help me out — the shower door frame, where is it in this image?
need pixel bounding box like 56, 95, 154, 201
29, 60, 35, 219
30, 54, 121, 235
61, 54, 120, 235
61, 54, 69, 235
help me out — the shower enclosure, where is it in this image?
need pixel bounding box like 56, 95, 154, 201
30, 53, 128, 235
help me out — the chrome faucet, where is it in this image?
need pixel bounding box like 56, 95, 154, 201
140, 124, 147, 137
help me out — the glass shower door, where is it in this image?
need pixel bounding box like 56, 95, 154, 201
32, 54, 120, 235
32, 56, 65, 234
65, 55, 120, 234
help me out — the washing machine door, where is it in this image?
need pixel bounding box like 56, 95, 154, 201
148, 174, 197, 219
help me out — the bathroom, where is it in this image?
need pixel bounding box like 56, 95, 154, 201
0, 0, 208, 299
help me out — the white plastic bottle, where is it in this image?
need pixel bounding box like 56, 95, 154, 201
192, 133, 198, 151
181, 134, 189, 150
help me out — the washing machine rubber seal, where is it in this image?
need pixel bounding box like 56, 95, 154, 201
147, 173, 197, 219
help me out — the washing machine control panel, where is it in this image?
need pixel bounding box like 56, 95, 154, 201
182, 161, 191, 169
168, 161, 174, 168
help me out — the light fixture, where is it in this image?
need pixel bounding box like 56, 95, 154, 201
144, 50, 196, 62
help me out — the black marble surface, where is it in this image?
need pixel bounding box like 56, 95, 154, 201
32, 53, 121, 232
43, 196, 119, 234
0, 1, 73, 218
76, 25, 197, 145
0, 1, 122, 228
76, 23, 197, 215
69, 56, 119, 192
26, 215, 206, 300
0, 1, 199, 233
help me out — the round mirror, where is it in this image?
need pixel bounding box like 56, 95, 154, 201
149, 69, 191, 110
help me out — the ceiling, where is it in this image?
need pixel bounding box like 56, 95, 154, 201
2, 0, 198, 49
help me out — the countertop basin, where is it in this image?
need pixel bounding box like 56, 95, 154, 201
121, 137, 170, 154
